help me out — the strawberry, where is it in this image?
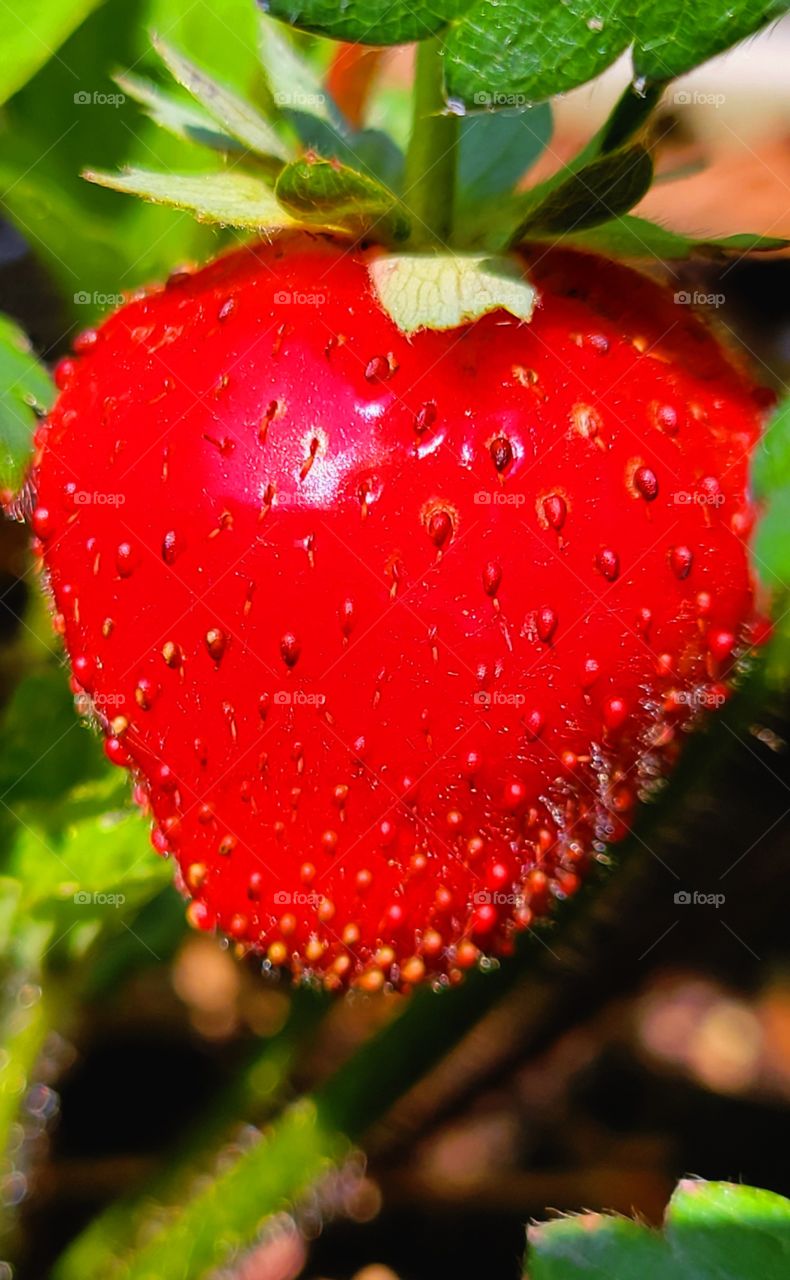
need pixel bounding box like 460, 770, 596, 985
31, 233, 766, 989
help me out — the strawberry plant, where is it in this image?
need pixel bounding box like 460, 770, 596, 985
1, 1, 790, 1277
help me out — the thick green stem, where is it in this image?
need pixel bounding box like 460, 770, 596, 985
403, 37, 458, 246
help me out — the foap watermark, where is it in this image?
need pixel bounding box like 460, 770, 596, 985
73, 490, 126, 507
74, 890, 126, 908
273, 90, 327, 109
273, 690, 326, 707
473, 889, 526, 907
474, 691, 526, 708
274, 289, 326, 306
473, 491, 526, 507
74, 691, 125, 716
73, 90, 126, 108
74, 290, 124, 307
273, 889, 322, 906
675, 688, 727, 711
674, 889, 725, 908
674, 290, 725, 309
672, 489, 725, 508
473, 91, 530, 108
673, 89, 726, 109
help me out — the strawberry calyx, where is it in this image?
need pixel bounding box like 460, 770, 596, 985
84, 12, 786, 336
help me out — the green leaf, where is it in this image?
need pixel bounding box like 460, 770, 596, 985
457, 104, 552, 203
84, 167, 300, 230
257, 13, 343, 131
0, 314, 54, 494
0, 0, 264, 319
752, 396, 790, 595
275, 156, 411, 243
0, 667, 108, 831
526, 1179, 790, 1279
527, 1214, 669, 1279
544, 215, 789, 260
114, 71, 244, 153
152, 35, 290, 165
257, 19, 405, 187
446, 0, 632, 108
261, 0, 472, 47
8, 781, 168, 917
265, 0, 787, 110
368, 252, 536, 333
0, 0, 105, 106
634, 1, 790, 82
666, 1179, 790, 1278
513, 144, 654, 238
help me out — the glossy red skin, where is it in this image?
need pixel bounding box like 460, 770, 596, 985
33, 234, 765, 990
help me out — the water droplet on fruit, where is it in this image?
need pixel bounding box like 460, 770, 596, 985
218, 297, 235, 321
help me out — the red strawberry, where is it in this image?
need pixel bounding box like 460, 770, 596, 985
32, 234, 766, 990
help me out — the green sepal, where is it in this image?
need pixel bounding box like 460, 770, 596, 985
0, 314, 54, 495
84, 167, 301, 230
275, 155, 411, 244
368, 252, 537, 334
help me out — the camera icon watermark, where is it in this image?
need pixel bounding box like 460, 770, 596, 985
673, 89, 726, 108
672, 489, 725, 508
473, 889, 525, 907
674, 889, 725, 908
73, 90, 126, 108
73, 890, 126, 907
273, 889, 321, 906
273, 90, 326, 109
74, 290, 124, 307
273, 289, 326, 306
273, 690, 326, 707
473, 91, 529, 108
675, 688, 727, 711
473, 491, 526, 507
474, 691, 526, 708
674, 290, 725, 309
73, 490, 126, 506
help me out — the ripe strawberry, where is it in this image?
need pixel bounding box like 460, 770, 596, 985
32, 233, 766, 990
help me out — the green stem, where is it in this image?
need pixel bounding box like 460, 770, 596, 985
403, 37, 458, 246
